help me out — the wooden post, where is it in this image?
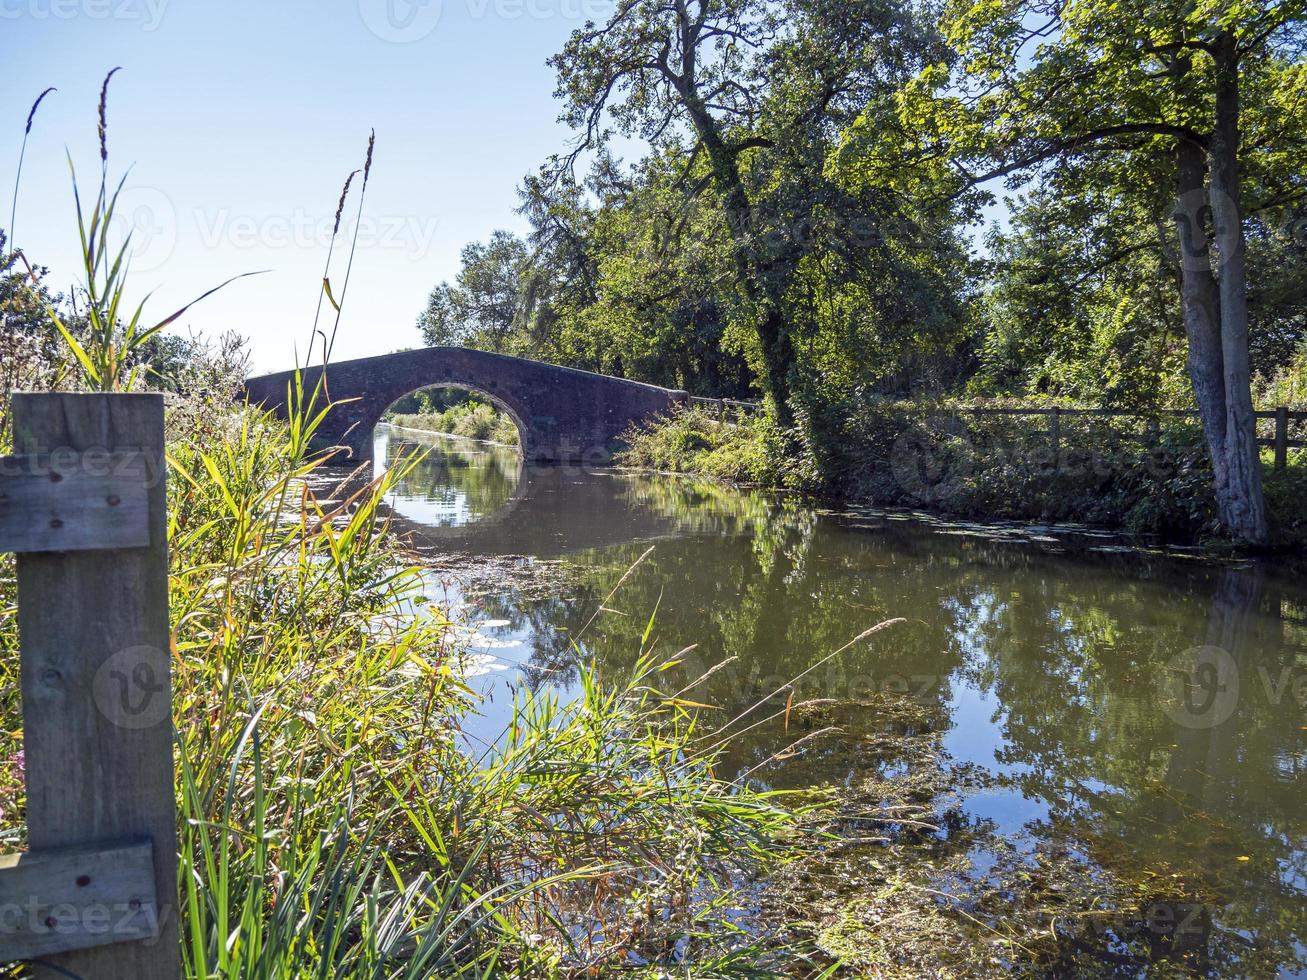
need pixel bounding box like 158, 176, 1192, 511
7, 393, 179, 979
1049, 407, 1061, 469
1275, 406, 1289, 471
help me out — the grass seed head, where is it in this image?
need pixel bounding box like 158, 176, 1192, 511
98, 67, 122, 162
333, 170, 360, 236
25, 87, 56, 136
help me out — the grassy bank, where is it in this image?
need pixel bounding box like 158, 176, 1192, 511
389, 400, 521, 446
617, 402, 1307, 546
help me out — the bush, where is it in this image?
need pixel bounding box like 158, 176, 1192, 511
798, 396, 1232, 540
1265, 461, 1307, 546
616, 406, 787, 484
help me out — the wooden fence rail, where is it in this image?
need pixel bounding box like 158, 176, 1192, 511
0, 392, 179, 979
685, 397, 1307, 470
954, 406, 1307, 471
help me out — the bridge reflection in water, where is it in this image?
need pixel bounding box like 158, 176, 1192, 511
372, 424, 704, 559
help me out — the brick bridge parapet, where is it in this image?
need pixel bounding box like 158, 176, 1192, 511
243, 347, 688, 463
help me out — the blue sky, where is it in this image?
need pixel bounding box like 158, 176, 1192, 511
2, 0, 615, 371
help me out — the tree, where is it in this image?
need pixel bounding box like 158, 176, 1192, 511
549, 0, 804, 417
750, 0, 976, 401
547, 0, 970, 420
516, 169, 601, 355
545, 147, 755, 391
973, 178, 1192, 405
417, 230, 530, 352
974, 169, 1307, 406
836, 0, 1307, 543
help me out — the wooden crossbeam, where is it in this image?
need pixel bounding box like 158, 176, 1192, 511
0, 840, 159, 961
0, 450, 151, 554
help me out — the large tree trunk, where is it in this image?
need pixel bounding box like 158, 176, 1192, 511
682, 95, 796, 422
710, 148, 796, 423
1173, 137, 1233, 526
1207, 33, 1269, 544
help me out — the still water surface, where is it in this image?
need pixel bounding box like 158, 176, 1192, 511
375, 424, 1307, 975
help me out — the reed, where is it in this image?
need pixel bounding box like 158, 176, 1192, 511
18, 69, 260, 393
7, 85, 55, 252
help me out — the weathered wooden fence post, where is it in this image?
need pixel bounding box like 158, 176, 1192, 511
1275, 406, 1289, 471
1048, 406, 1061, 469
0, 392, 179, 979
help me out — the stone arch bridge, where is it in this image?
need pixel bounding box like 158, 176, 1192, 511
243, 347, 688, 463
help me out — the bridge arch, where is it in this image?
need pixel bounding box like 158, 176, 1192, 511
243, 347, 687, 464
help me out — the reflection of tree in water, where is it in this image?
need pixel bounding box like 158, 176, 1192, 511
386, 434, 521, 525
616, 473, 792, 539
494, 510, 1307, 972
472, 572, 593, 693
938, 563, 1307, 975
503, 524, 975, 776
397, 454, 1307, 972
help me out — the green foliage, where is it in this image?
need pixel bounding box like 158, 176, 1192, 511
1255, 336, 1307, 408
419, 0, 974, 406
832, 0, 1307, 408
826, 0, 1307, 540
391, 399, 521, 445
0, 229, 61, 340
625, 399, 1307, 546
969, 183, 1194, 406
45, 155, 251, 392
415, 0, 1307, 542
618, 407, 788, 485
793, 397, 1227, 538
418, 230, 530, 352
1264, 459, 1307, 542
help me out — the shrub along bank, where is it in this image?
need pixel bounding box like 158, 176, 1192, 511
617, 401, 1307, 547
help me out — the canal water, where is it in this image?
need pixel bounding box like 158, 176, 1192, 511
374, 423, 1307, 975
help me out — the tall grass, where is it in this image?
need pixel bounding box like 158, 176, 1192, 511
8, 85, 55, 252
0, 341, 810, 975
16, 70, 257, 393
165, 389, 811, 975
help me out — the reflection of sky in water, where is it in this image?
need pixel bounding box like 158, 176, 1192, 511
379, 430, 1307, 974
418, 571, 584, 757
945, 683, 1048, 833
